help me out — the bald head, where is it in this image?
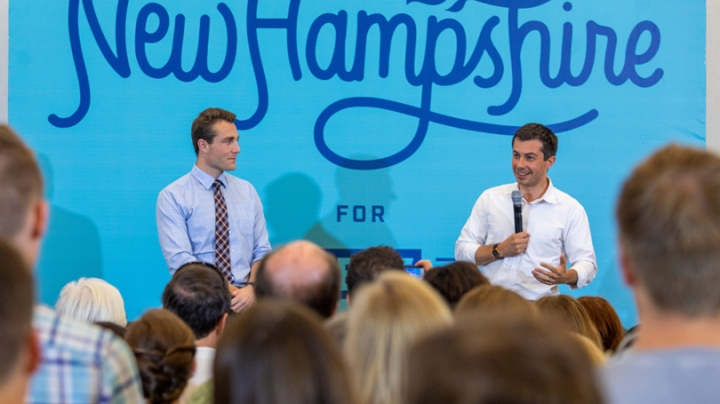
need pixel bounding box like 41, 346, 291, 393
255, 241, 340, 318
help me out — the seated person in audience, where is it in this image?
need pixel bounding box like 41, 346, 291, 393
345, 272, 452, 404
423, 261, 489, 308
326, 245, 406, 347
578, 296, 624, 354
213, 300, 355, 404
455, 284, 537, 319
55, 277, 128, 326
0, 240, 40, 403
255, 240, 340, 319
0, 125, 143, 403
406, 312, 603, 404
127, 309, 196, 404
604, 145, 720, 404
536, 294, 603, 349
161, 262, 231, 402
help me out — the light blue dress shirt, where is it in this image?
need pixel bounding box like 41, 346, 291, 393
156, 165, 271, 284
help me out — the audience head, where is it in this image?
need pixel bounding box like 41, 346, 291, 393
345, 246, 404, 301
126, 309, 196, 404
191, 107, 237, 156
571, 333, 606, 366
577, 296, 624, 353
406, 313, 603, 404
345, 271, 453, 404
161, 262, 231, 342
455, 284, 537, 318
423, 261, 489, 308
255, 240, 340, 318
512, 123, 558, 160
55, 277, 127, 327
214, 300, 355, 404
0, 239, 40, 402
536, 294, 602, 349
617, 144, 720, 317
0, 125, 47, 266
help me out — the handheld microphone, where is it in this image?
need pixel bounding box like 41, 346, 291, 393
511, 190, 523, 233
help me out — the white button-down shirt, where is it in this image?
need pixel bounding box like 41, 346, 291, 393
455, 180, 597, 300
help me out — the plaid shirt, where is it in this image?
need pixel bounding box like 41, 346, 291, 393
27, 306, 144, 404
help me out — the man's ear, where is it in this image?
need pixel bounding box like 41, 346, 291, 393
198, 139, 209, 154
32, 200, 49, 242
24, 330, 41, 375
546, 155, 556, 169
618, 244, 636, 287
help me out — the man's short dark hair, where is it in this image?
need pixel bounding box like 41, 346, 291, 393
0, 125, 43, 238
161, 262, 231, 339
423, 261, 489, 308
512, 123, 558, 160
255, 247, 341, 319
0, 238, 35, 384
191, 108, 237, 155
617, 144, 720, 317
345, 246, 404, 299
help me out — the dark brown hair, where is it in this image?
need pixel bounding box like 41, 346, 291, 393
512, 123, 558, 160
214, 300, 355, 404
190, 108, 237, 155
423, 261, 489, 308
346, 246, 405, 299
578, 296, 624, 353
0, 239, 34, 383
126, 309, 196, 404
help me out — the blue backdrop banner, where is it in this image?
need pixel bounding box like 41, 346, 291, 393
9, 0, 705, 324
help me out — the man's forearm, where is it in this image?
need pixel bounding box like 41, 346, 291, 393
249, 260, 260, 282
474, 245, 498, 266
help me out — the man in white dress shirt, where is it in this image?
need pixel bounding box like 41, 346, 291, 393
455, 123, 597, 299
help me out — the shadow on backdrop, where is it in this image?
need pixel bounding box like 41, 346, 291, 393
36, 154, 103, 305
264, 172, 344, 249
307, 154, 397, 248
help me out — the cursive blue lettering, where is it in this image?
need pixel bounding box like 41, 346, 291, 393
51, 0, 664, 170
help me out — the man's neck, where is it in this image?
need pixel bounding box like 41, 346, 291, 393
195, 333, 218, 349
519, 177, 550, 203
634, 294, 720, 350
195, 161, 222, 179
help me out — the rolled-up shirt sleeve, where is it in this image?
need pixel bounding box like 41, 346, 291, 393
564, 204, 597, 289
156, 189, 197, 274
455, 193, 489, 264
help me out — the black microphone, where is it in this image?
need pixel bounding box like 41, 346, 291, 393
511, 190, 523, 233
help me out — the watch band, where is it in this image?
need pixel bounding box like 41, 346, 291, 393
492, 243, 503, 260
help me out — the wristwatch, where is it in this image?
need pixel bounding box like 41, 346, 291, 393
492, 243, 503, 260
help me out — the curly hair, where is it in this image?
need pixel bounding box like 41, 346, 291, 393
126, 309, 196, 404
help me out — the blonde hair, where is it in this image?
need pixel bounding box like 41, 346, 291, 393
55, 277, 127, 326
571, 333, 606, 366
536, 295, 602, 349
455, 285, 538, 319
345, 272, 452, 404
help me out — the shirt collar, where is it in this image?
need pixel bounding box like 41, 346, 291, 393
512, 178, 559, 205
191, 165, 227, 190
